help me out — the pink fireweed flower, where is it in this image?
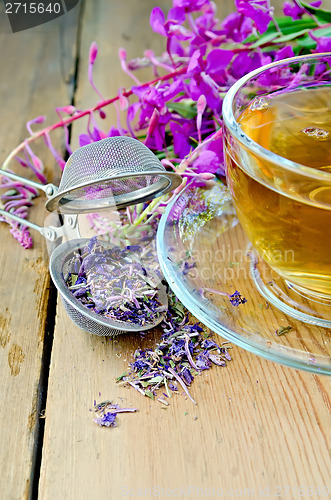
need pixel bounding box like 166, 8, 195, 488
119, 48, 140, 85
283, 0, 321, 20
113, 102, 126, 136
26, 115, 46, 136
161, 158, 177, 170
235, 0, 274, 34
0, 176, 38, 198
145, 108, 160, 145
118, 87, 129, 111
44, 132, 66, 170
220, 12, 253, 42
150, 7, 167, 37
23, 141, 47, 184
89, 41, 98, 65
4, 199, 33, 211
310, 33, 331, 53
184, 171, 215, 180
56, 105, 76, 118
144, 49, 174, 73
79, 121, 125, 147
88, 42, 104, 100
196, 94, 207, 143
8, 222, 33, 249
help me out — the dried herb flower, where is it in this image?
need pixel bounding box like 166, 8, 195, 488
94, 412, 117, 428
201, 287, 247, 307
65, 236, 164, 327
229, 290, 247, 307
92, 400, 138, 428
118, 292, 232, 405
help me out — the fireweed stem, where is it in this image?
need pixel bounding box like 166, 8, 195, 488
133, 197, 163, 226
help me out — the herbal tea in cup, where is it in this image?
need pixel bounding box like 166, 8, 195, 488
223, 54, 331, 299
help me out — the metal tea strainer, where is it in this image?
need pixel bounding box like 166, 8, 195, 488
0, 207, 168, 336
49, 238, 168, 336
2, 136, 182, 214
0, 136, 180, 335
46, 135, 182, 213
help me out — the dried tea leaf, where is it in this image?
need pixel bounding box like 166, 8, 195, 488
276, 325, 293, 336
145, 390, 155, 400
116, 372, 127, 382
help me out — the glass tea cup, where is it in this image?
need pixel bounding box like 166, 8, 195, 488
222, 53, 331, 300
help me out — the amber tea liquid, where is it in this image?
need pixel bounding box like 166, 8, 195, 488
226, 87, 331, 296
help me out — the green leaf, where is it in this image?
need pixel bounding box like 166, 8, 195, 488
296, 26, 331, 50
314, 26, 331, 37
116, 371, 127, 382
145, 390, 155, 400
244, 17, 317, 44
300, 1, 331, 23
149, 376, 164, 385
272, 28, 311, 43
71, 274, 78, 286
166, 100, 197, 119
250, 32, 279, 48
140, 380, 152, 388
296, 35, 316, 50
276, 16, 317, 34
169, 295, 186, 322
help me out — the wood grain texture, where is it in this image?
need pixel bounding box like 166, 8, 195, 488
39, 312, 331, 499
38, 1, 331, 500
0, 5, 80, 499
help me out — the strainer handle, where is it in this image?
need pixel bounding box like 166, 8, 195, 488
0, 209, 79, 241
0, 168, 58, 197
0, 208, 59, 241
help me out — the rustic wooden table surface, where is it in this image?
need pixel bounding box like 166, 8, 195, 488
0, 1, 330, 499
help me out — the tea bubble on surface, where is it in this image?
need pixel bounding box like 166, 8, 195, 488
240, 87, 331, 171
300, 127, 329, 140
249, 96, 270, 111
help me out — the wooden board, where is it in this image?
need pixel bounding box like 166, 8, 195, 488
38, 1, 331, 499
39, 310, 331, 499
0, 5, 80, 499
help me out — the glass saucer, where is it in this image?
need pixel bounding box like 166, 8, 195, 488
157, 181, 331, 375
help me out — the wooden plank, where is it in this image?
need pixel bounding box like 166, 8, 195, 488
0, 5, 80, 499
39, 312, 331, 498
39, 1, 331, 499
